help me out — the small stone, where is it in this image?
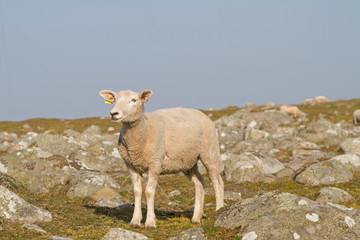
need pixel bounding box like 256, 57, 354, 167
293, 232, 300, 240
345, 216, 355, 228
298, 199, 308, 206
169, 190, 181, 197
23, 124, 31, 129
242, 231, 258, 240
306, 213, 319, 222
107, 127, 115, 132
102, 228, 148, 240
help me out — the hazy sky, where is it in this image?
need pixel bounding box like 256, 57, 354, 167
0, 1, 359, 121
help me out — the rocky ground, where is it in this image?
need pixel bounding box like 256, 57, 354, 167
0, 98, 360, 239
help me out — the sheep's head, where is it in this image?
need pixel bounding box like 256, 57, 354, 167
99, 89, 153, 123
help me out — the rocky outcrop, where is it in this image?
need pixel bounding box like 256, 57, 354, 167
0, 186, 52, 223
215, 191, 360, 239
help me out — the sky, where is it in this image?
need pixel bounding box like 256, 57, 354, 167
0, 1, 359, 121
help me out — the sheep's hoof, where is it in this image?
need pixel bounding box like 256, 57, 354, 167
145, 220, 156, 229
129, 220, 141, 228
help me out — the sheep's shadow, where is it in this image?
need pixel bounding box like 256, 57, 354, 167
86, 203, 195, 223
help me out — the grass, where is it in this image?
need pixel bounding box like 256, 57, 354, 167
1, 98, 360, 239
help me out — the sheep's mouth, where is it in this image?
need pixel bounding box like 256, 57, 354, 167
111, 116, 123, 123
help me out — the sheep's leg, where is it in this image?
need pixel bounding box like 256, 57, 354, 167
200, 151, 224, 211
144, 170, 159, 229
128, 166, 143, 228
185, 164, 205, 224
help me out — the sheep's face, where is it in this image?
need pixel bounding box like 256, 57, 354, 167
99, 89, 152, 123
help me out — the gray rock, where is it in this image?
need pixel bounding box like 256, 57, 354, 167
22, 223, 47, 233
169, 227, 206, 240
292, 149, 335, 160
102, 228, 148, 240
215, 191, 360, 239
223, 153, 284, 183
295, 160, 352, 186
272, 134, 319, 151
67, 171, 121, 198
35, 131, 80, 157
339, 138, 360, 156
232, 138, 275, 153
224, 191, 242, 201
244, 128, 269, 140
330, 154, 360, 169
296, 119, 345, 146
95, 199, 125, 208
217, 127, 245, 153
215, 110, 293, 130
317, 187, 354, 203
0, 186, 52, 223
68, 142, 126, 172
275, 168, 294, 178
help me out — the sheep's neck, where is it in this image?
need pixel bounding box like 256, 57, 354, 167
121, 115, 147, 157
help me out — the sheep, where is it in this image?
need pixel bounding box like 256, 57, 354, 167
302, 96, 330, 105
354, 109, 360, 125
279, 105, 305, 117
99, 89, 224, 228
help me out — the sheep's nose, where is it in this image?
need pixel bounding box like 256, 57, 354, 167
110, 112, 119, 117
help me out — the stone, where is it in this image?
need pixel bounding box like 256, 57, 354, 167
217, 127, 245, 153
223, 153, 284, 183
296, 120, 345, 146
339, 138, 360, 156
244, 128, 269, 140
35, 132, 80, 157
295, 160, 352, 186
169, 227, 206, 240
102, 228, 149, 240
90, 187, 122, 201
275, 168, 294, 178
317, 187, 354, 203
330, 154, 360, 169
67, 171, 121, 198
224, 191, 242, 201
215, 191, 360, 239
22, 223, 47, 233
95, 199, 125, 208
0, 186, 52, 223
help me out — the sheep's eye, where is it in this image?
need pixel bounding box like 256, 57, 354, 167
131, 99, 137, 102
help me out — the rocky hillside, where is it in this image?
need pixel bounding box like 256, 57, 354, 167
0, 98, 360, 239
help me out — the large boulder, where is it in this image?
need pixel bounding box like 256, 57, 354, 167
0, 186, 52, 223
215, 191, 360, 239
295, 160, 353, 186
339, 138, 360, 156
217, 127, 245, 153
223, 153, 284, 183
296, 120, 345, 146
316, 187, 354, 204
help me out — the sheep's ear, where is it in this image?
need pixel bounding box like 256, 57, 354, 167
140, 90, 153, 103
99, 90, 116, 104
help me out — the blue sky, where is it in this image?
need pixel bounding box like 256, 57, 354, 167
0, 1, 359, 121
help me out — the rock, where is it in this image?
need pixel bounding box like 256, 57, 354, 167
95, 199, 125, 208
215, 109, 293, 130
90, 187, 122, 201
292, 149, 335, 160
339, 138, 360, 156
244, 128, 269, 140
102, 228, 148, 240
330, 154, 360, 169
224, 191, 242, 201
296, 120, 345, 146
169, 190, 181, 197
223, 153, 284, 183
67, 171, 121, 198
232, 138, 275, 153
169, 227, 206, 240
47, 237, 73, 240
64, 129, 80, 138
286, 158, 319, 172
317, 187, 354, 203
272, 134, 319, 151
68, 142, 126, 172
35, 131, 80, 157
217, 127, 245, 153
77, 125, 102, 146
22, 223, 47, 233
0, 186, 52, 223
295, 160, 352, 186
275, 168, 294, 178
215, 191, 360, 239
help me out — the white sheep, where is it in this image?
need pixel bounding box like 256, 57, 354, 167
279, 105, 305, 117
354, 109, 360, 125
99, 89, 224, 228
